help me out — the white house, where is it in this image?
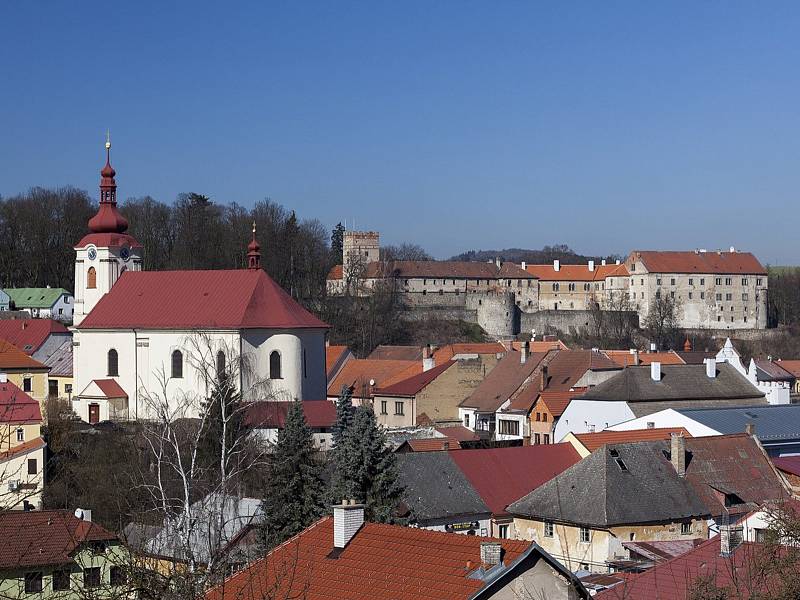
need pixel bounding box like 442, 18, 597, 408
71, 143, 328, 423
715, 338, 791, 405
4, 288, 74, 322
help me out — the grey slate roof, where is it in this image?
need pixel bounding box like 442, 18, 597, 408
396, 451, 490, 523
508, 442, 709, 528
677, 404, 800, 442
42, 340, 72, 377
579, 363, 764, 403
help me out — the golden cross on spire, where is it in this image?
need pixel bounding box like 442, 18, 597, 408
252, 221, 257, 235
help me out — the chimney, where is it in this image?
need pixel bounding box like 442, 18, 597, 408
601, 259, 607, 266
588, 260, 595, 272
649, 342, 656, 353
670, 433, 686, 477
333, 499, 364, 548
632, 350, 640, 366
615, 259, 620, 265
521, 261, 527, 270
553, 259, 560, 272
651, 361, 661, 382
0, 373, 6, 384
422, 344, 435, 372
705, 358, 717, 378
480, 542, 503, 566
540, 365, 549, 392
74, 508, 92, 522
729, 246, 736, 253
745, 422, 755, 436
495, 257, 501, 268
520, 341, 529, 364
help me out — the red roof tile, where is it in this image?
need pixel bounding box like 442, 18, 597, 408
0, 319, 69, 355
399, 438, 462, 452
574, 428, 692, 452
325, 345, 351, 378
595, 537, 778, 600
367, 345, 424, 361
525, 263, 629, 281
632, 250, 767, 275
449, 444, 581, 515
772, 455, 800, 477
433, 343, 506, 363
461, 351, 549, 412
244, 400, 337, 429
602, 350, 686, 367
93, 379, 128, 399
327, 359, 422, 397
78, 269, 328, 330
0, 380, 42, 423
0, 436, 46, 462
206, 517, 530, 600
537, 388, 588, 418
0, 510, 118, 569
775, 360, 800, 378
376, 361, 455, 396
0, 339, 48, 370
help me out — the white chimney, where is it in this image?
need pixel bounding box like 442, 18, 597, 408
601, 259, 607, 266
480, 542, 503, 566
422, 345, 435, 372
333, 500, 364, 548
615, 259, 621, 265
705, 358, 717, 378
650, 342, 657, 352
553, 259, 560, 272
651, 361, 662, 381
729, 246, 736, 253
74, 508, 92, 522
521, 261, 526, 270
588, 260, 595, 272
0, 373, 6, 384
520, 341, 528, 364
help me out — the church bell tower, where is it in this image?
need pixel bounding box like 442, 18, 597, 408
73, 136, 143, 326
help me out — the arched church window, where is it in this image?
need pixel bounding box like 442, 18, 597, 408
172, 350, 183, 379
269, 351, 282, 379
87, 267, 97, 289
216, 351, 226, 380
107, 349, 118, 377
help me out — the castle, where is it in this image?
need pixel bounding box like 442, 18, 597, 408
326, 231, 768, 338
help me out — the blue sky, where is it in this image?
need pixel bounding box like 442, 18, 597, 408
2, 2, 799, 263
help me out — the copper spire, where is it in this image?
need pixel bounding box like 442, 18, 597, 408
88, 134, 129, 234
247, 221, 261, 270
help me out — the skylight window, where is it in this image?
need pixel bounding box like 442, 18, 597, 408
615, 459, 628, 471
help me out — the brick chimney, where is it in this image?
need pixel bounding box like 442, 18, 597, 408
540, 365, 549, 392
650, 361, 662, 382
720, 523, 743, 557
745, 422, 755, 436
480, 542, 503, 566
670, 432, 686, 478
705, 358, 717, 378
333, 499, 364, 548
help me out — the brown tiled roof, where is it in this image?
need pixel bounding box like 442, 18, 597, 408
325, 344, 351, 378
524, 263, 629, 281
244, 400, 337, 429
327, 359, 422, 397
376, 361, 455, 397
775, 359, 800, 378
328, 260, 536, 281
0, 510, 118, 569
602, 350, 685, 367
0, 436, 46, 462
574, 428, 692, 452
460, 351, 548, 412
206, 517, 531, 600
545, 350, 620, 391
504, 340, 569, 353
434, 426, 480, 442
631, 250, 767, 275
93, 379, 128, 399
536, 388, 588, 418
398, 437, 462, 452
0, 339, 48, 370
367, 345, 424, 361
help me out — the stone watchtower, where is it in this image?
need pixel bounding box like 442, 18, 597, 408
343, 231, 380, 278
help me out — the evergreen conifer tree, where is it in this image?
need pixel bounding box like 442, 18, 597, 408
332, 385, 354, 447
330, 405, 404, 523
259, 400, 325, 549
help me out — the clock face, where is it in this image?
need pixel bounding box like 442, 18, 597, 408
87, 247, 97, 261
120, 247, 130, 262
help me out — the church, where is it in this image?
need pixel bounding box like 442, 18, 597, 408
72, 141, 328, 423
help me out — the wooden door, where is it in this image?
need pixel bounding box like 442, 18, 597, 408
88, 403, 100, 424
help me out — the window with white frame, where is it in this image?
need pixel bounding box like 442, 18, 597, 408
579, 527, 590, 543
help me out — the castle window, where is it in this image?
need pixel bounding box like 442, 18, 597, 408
742, 278, 748, 286
171, 350, 183, 379
552, 283, 559, 291
107, 349, 119, 376
87, 267, 97, 289
270, 351, 282, 379
700, 278, 705, 285
757, 278, 763, 286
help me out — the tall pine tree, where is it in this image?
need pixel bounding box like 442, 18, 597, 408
332, 385, 354, 448
329, 405, 404, 523
259, 400, 325, 549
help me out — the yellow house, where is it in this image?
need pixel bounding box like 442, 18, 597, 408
507, 435, 710, 572
0, 375, 46, 510
0, 339, 50, 413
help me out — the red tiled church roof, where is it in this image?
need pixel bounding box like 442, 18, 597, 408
206, 516, 530, 600
93, 379, 128, 399
78, 269, 328, 330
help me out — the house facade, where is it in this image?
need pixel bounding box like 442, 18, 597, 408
4, 288, 74, 322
